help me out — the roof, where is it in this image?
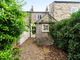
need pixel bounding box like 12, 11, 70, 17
35, 13, 57, 24
27, 11, 49, 13
54, 1, 80, 3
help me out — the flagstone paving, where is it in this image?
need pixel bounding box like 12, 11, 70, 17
20, 38, 67, 60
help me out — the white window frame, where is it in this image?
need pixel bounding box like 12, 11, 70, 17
42, 24, 49, 32
70, 7, 79, 13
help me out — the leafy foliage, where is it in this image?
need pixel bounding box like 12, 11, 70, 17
32, 26, 36, 34
0, 47, 20, 60
0, 0, 26, 60
50, 11, 80, 60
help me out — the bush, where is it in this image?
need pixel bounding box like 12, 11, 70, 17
0, 0, 26, 59
0, 47, 20, 60
32, 26, 36, 34
0, 49, 13, 60
50, 11, 80, 60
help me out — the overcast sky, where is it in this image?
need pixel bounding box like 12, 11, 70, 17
22, 0, 80, 11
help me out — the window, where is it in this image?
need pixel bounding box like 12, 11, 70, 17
37, 15, 42, 20
42, 24, 49, 32
38, 15, 39, 19
70, 7, 79, 13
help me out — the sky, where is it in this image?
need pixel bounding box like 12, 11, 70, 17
22, 0, 80, 11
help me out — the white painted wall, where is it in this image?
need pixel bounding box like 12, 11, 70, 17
19, 31, 30, 45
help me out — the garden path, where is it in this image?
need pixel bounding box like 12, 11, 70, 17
20, 38, 67, 60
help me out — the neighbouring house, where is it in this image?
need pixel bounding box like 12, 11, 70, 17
27, 7, 56, 45
27, 7, 52, 37
20, 1, 80, 45
49, 1, 80, 21
35, 11, 56, 45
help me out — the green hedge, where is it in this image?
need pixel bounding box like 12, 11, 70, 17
50, 11, 80, 60
0, 0, 26, 60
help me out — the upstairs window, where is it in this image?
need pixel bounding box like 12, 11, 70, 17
39, 15, 42, 19
70, 7, 79, 13
37, 15, 42, 20
38, 15, 40, 19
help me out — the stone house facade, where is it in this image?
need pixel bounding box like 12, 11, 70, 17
31, 12, 48, 22
20, 1, 80, 45
35, 13, 56, 45
49, 1, 80, 21
27, 9, 49, 37
26, 1, 80, 45
27, 7, 56, 45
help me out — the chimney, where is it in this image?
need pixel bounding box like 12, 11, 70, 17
30, 5, 34, 12
45, 6, 48, 12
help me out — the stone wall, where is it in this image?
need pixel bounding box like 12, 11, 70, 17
49, 2, 80, 21
36, 24, 53, 45
19, 31, 30, 45
36, 24, 49, 38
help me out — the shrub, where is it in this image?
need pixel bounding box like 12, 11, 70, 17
0, 47, 20, 60
0, 49, 13, 60
50, 10, 80, 60
0, 0, 26, 59
0, 0, 26, 49
32, 26, 36, 34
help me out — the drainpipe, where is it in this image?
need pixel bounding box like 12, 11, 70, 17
29, 12, 32, 38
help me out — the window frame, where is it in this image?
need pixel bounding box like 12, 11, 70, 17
42, 24, 49, 32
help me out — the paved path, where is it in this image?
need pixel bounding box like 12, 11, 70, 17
20, 38, 67, 60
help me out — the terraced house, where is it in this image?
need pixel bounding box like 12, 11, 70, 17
21, 1, 80, 45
